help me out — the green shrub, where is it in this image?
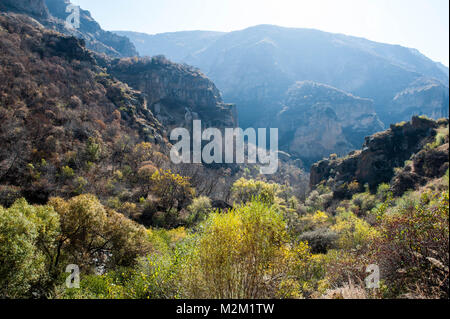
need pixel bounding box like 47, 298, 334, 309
298, 228, 338, 254
179, 200, 314, 299
231, 178, 280, 206
0, 199, 60, 298
186, 196, 212, 226
375, 191, 449, 298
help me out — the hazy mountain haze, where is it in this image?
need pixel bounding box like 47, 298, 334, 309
71, 0, 449, 67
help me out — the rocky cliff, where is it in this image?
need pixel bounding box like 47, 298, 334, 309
388, 78, 449, 124
106, 56, 237, 133
0, 13, 163, 202
0, 0, 50, 18
119, 25, 449, 130
277, 81, 384, 167
310, 116, 448, 196
0, 0, 138, 57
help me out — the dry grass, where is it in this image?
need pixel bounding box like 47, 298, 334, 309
320, 281, 368, 299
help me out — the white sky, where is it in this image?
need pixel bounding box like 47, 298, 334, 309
71, 0, 449, 66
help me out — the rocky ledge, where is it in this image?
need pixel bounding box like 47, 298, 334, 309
310, 116, 448, 196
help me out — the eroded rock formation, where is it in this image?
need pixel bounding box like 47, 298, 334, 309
310, 116, 447, 194
277, 81, 384, 167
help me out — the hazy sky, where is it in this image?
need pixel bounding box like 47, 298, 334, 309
70, 0, 449, 66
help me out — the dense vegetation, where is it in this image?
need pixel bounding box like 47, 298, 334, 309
0, 13, 449, 300
1, 167, 448, 299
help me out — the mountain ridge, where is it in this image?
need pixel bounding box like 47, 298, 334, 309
0, 0, 138, 57
116, 24, 449, 84
117, 24, 449, 132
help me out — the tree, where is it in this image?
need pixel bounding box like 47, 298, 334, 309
0, 199, 59, 298
231, 178, 280, 206
186, 196, 212, 226
48, 194, 151, 273
150, 170, 195, 212
180, 200, 313, 298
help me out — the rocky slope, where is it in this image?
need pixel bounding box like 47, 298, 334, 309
310, 116, 449, 196
389, 78, 449, 124
118, 25, 449, 130
277, 81, 384, 167
105, 56, 237, 133
0, 0, 138, 57
0, 12, 240, 206
0, 12, 163, 202
0, 0, 50, 18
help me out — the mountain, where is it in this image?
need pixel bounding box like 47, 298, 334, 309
117, 25, 449, 129
0, 0, 50, 18
105, 56, 237, 133
310, 116, 449, 195
277, 81, 384, 166
0, 12, 161, 203
114, 30, 224, 62
0, 0, 138, 57
0, 12, 238, 205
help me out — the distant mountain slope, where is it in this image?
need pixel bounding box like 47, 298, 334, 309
106, 56, 237, 133
117, 25, 449, 128
114, 30, 224, 62
276, 81, 384, 167
0, 0, 138, 57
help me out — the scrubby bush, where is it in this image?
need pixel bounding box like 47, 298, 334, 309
150, 170, 195, 213
374, 191, 449, 298
0, 199, 60, 298
0, 185, 22, 207
302, 185, 333, 214
350, 192, 377, 217
231, 178, 280, 206
298, 228, 338, 254
186, 196, 212, 226
49, 194, 151, 272
179, 200, 316, 299
331, 210, 379, 251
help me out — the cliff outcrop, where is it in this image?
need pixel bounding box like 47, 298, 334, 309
310, 116, 448, 195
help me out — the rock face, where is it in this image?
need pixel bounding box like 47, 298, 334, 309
310, 116, 444, 193
0, 0, 138, 57
391, 142, 449, 196
44, 0, 138, 57
0, 0, 50, 18
0, 13, 165, 202
119, 25, 449, 129
389, 79, 449, 124
107, 56, 238, 133
277, 81, 384, 167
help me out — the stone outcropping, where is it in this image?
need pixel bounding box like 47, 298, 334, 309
118, 25, 449, 130
388, 79, 449, 124
0, 0, 138, 57
277, 81, 384, 167
107, 56, 238, 133
0, 0, 50, 18
310, 116, 446, 193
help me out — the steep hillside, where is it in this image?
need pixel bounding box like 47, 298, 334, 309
310, 116, 449, 196
0, 13, 164, 204
0, 0, 138, 57
0, 0, 50, 18
118, 25, 449, 129
105, 56, 237, 132
0, 13, 240, 210
277, 81, 384, 167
